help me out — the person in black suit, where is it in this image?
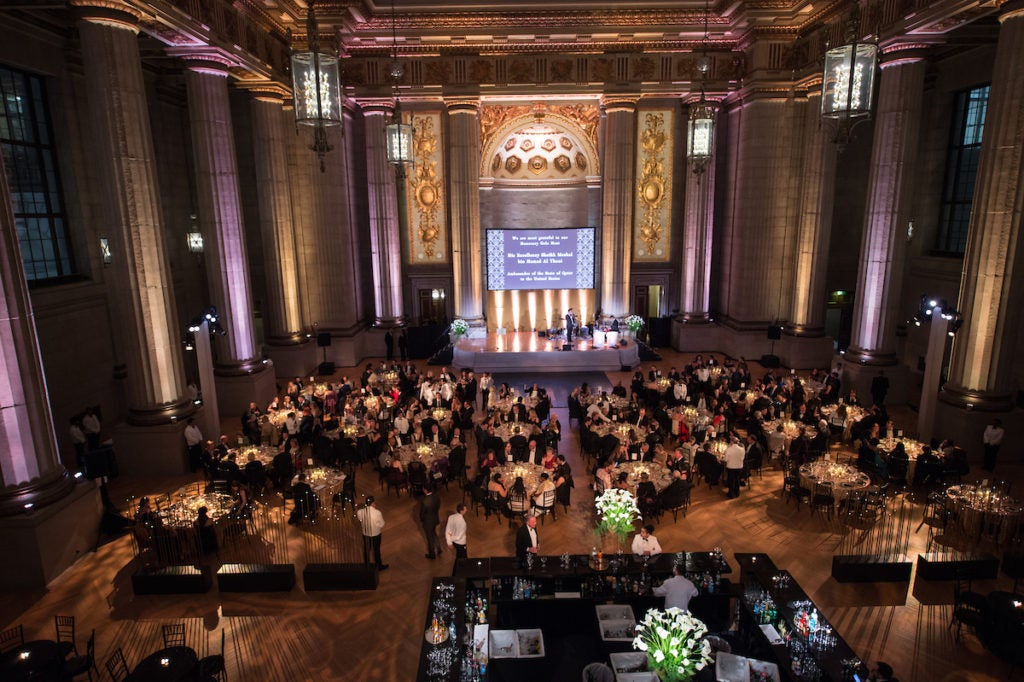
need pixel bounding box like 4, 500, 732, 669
384, 330, 394, 361
509, 428, 529, 462
419, 484, 443, 559
565, 308, 576, 342
515, 514, 539, 567
289, 473, 319, 524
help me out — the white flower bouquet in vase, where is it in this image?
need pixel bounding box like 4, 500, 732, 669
632, 607, 713, 682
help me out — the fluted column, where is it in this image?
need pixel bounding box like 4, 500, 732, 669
183, 60, 264, 373
846, 50, 927, 364
940, 1, 1024, 411
76, 4, 192, 423
288, 116, 360, 332
361, 100, 406, 326
721, 96, 805, 327
251, 94, 305, 344
788, 88, 837, 336
447, 99, 485, 326
679, 97, 718, 322
600, 97, 638, 317
0, 136, 75, 514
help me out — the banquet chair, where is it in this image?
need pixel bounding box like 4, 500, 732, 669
162, 622, 186, 648
468, 483, 488, 517
104, 648, 129, 682
785, 476, 811, 511
950, 575, 989, 642
0, 624, 24, 653
507, 489, 530, 528
198, 629, 226, 681
664, 488, 691, 523
63, 628, 96, 681
484, 490, 507, 521
811, 482, 835, 521
55, 614, 78, 657
332, 470, 357, 511
533, 489, 557, 524
385, 468, 410, 497
407, 461, 431, 496
581, 662, 615, 682
431, 458, 451, 490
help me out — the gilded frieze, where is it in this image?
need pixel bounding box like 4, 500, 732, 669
407, 112, 449, 264
634, 109, 673, 261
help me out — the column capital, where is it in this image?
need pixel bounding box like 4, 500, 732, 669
236, 80, 292, 103
999, 0, 1024, 22
445, 98, 481, 114
356, 98, 396, 117
70, 0, 140, 31
600, 95, 639, 113
879, 42, 931, 68
168, 47, 239, 76
684, 93, 723, 109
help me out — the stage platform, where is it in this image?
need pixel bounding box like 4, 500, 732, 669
452, 331, 640, 373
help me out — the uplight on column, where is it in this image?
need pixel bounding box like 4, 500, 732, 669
686, 96, 717, 175
290, 1, 342, 171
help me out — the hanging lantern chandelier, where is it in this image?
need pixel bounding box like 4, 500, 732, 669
686, 0, 716, 175
384, 0, 414, 167
290, 0, 342, 171
820, 3, 878, 145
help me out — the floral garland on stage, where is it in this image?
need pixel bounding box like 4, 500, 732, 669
594, 488, 640, 547
625, 314, 645, 333
632, 607, 713, 682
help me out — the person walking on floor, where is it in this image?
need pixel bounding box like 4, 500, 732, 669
445, 503, 469, 559
982, 418, 1005, 472
420, 484, 443, 559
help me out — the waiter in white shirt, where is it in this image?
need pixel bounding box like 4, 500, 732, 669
184, 418, 203, 472
445, 503, 469, 558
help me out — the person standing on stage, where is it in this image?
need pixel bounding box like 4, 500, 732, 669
565, 307, 576, 342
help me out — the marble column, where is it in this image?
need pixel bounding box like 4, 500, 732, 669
721, 96, 804, 328
361, 100, 406, 326
0, 138, 75, 515
600, 96, 638, 317
447, 99, 485, 327
251, 94, 305, 344
183, 60, 274, 414
76, 5, 193, 425
845, 49, 928, 365
679, 97, 718, 322
788, 88, 836, 337
940, 2, 1024, 412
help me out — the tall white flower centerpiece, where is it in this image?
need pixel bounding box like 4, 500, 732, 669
625, 314, 645, 339
594, 488, 641, 554
633, 607, 713, 682
450, 318, 469, 341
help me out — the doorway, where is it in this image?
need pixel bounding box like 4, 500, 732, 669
417, 288, 447, 326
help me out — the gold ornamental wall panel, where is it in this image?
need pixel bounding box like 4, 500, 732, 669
406, 111, 449, 264
633, 108, 674, 262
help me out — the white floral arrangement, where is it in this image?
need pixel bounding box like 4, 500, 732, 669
625, 314, 645, 333
450, 319, 469, 337
594, 488, 640, 543
632, 608, 713, 682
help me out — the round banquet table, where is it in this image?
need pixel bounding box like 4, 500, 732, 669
579, 392, 629, 412
877, 437, 925, 480
491, 394, 539, 415
234, 444, 280, 466
592, 422, 648, 443
615, 461, 671, 492
945, 485, 1023, 545
370, 370, 401, 391
396, 442, 451, 469
493, 422, 541, 442
819, 404, 866, 440
302, 467, 347, 502
126, 646, 198, 682
266, 410, 289, 429
798, 461, 871, 499
0, 640, 64, 682
415, 408, 453, 427
161, 492, 235, 528
496, 463, 546, 490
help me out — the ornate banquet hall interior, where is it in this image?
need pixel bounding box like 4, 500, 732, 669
1, 0, 1023, 680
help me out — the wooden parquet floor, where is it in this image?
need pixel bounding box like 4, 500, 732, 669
2, 351, 1021, 681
